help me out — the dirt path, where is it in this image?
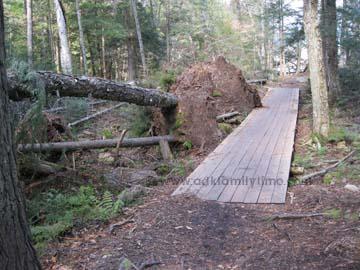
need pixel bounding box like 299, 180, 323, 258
43, 76, 360, 270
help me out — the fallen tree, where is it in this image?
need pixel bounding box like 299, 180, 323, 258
8, 71, 178, 108
17, 135, 177, 153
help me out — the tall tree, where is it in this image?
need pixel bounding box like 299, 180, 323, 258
321, 0, 340, 100
130, 0, 147, 76
53, 0, 72, 74
0, 0, 41, 269
279, 0, 286, 77
26, 0, 33, 67
304, 0, 330, 137
75, 0, 87, 75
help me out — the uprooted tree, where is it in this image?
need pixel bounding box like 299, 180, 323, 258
8, 57, 261, 150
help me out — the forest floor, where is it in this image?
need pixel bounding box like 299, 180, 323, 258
38, 75, 360, 270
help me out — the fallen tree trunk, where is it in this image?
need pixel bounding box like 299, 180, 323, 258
8, 71, 178, 108
18, 135, 177, 153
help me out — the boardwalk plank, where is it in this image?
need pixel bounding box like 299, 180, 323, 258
258, 89, 299, 203
172, 88, 299, 204
243, 90, 294, 203
230, 90, 291, 203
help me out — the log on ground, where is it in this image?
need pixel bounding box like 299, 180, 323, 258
18, 135, 177, 153
8, 71, 178, 108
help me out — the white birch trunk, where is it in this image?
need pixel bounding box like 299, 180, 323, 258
26, 0, 33, 68
53, 0, 73, 75
130, 0, 147, 77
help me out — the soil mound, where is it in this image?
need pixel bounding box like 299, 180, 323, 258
171, 56, 261, 147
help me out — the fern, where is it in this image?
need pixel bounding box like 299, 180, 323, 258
98, 191, 124, 218
28, 186, 125, 250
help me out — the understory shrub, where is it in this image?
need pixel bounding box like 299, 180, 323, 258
27, 186, 124, 250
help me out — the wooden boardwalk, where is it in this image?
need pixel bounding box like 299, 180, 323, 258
172, 88, 299, 204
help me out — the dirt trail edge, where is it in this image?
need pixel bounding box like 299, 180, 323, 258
43, 76, 360, 270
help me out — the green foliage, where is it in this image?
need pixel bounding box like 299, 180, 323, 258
159, 70, 177, 91
173, 161, 186, 177
28, 186, 123, 249
218, 123, 233, 135
11, 61, 47, 145
288, 177, 301, 187
323, 173, 335, 185
211, 90, 223, 97
130, 107, 151, 137
183, 140, 193, 150
156, 163, 171, 175
293, 154, 313, 169
102, 128, 114, 139
173, 112, 185, 131
317, 146, 328, 156
324, 208, 342, 219
328, 127, 358, 144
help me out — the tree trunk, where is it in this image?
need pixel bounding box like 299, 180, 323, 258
165, 0, 171, 64
130, 0, 147, 77
279, 0, 286, 77
296, 41, 302, 73
47, 0, 55, 65
18, 135, 177, 153
127, 36, 137, 81
321, 0, 340, 101
0, 1, 41, 268
53, 0, 72, 74
8, 71, 178, 108
75, 0, 87, 75
26, 0, 33, 68
340, 0, 348, 66
304, 0, 330, 137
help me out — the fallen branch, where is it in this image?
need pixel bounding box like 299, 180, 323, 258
68, 103, 125, 127
247, 79, 267, 85
17, 135, 177, 153
216, 111, 240, 122
115, 129, 128, 157
267, 212, 325, 221
272, 223, 291, 241
109, 217, 134, 234
138, 260, 162, 270
299, 150, 356, 182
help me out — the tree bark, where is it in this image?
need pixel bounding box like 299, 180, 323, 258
340, 0, 349, 66
296, 41, 302, 74
127, 35, 137, 81
75, 0, 87, 75
0, 1, 41, 268
47, 0, 55, 65
53, 0, 72, 75
279, 0, 286, 77
321, 0, 340, 101
18, 135, 177, 153
26, 0, 33, 68
130, 0, 147, 77
304, 0, 330, 137
8, 71, 178, 108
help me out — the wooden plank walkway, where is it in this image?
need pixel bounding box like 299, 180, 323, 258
172, 88, 299, 204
